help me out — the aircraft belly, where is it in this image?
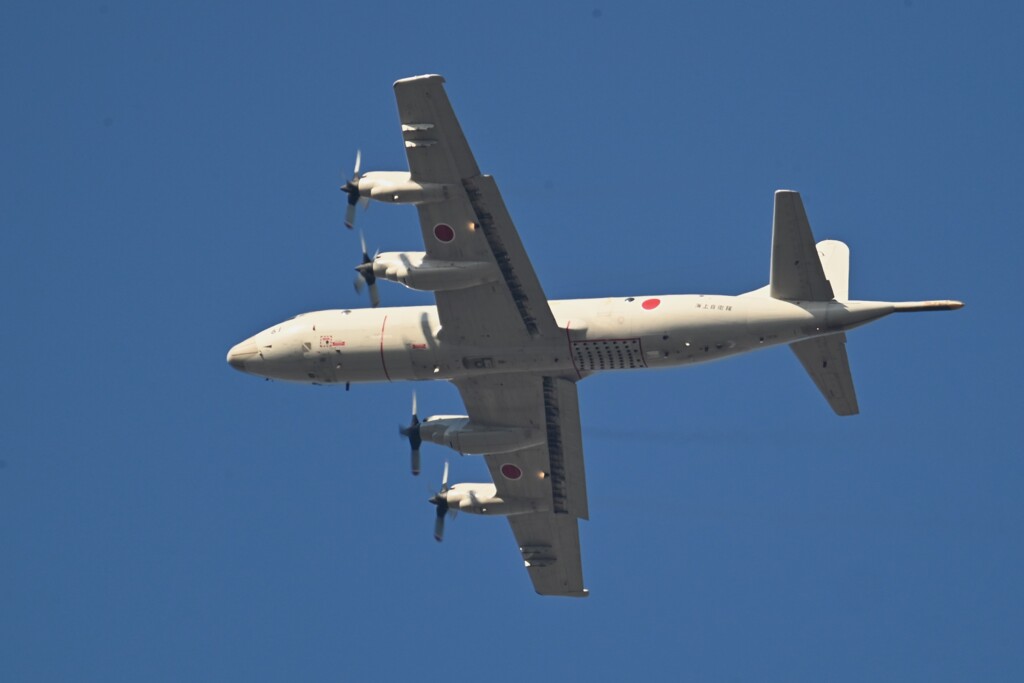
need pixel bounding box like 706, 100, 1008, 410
743, 298, 829, 347
287, 297, 842, 384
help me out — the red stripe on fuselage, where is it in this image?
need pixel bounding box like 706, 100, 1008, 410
379, 315, 391, 382
565, 321, 583, 379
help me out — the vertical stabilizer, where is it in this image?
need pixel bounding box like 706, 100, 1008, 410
770, 191, 834, 301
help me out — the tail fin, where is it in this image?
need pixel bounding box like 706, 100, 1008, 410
743, 238, 850, 300
746, 191, 849, 301
769, 190, 834, 301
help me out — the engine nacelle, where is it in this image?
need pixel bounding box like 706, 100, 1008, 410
372, 252, 499, 292
357, 171, 453, 205
444, 483, 548, 516
420, 416, 546, 454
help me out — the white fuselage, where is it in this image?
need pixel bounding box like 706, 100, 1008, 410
227, 294, 899, 385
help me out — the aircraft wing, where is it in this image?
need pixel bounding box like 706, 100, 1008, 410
453, 374, 590, 597
392, 75, 560, 345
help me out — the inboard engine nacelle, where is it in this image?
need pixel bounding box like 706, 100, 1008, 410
372, 252, 499, 291
420, 416, 546, 454
357, 171, 454, 205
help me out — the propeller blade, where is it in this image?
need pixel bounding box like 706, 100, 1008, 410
433, 506, 445, 542
430, 461, 451, 541
354, 230, 380, 307
400, 392, 422, 476
353, 273, 365, 294
341, 150, 363, 229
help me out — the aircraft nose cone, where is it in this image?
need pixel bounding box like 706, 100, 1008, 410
226, 340, 259, 371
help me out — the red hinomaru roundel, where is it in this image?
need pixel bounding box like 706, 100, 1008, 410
500, 463, 522, 480
433, 223, 455, 242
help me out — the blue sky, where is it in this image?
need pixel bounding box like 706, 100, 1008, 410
1, 1, 1021, 680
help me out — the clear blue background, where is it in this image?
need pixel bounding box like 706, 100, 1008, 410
2, 1, 1020, 681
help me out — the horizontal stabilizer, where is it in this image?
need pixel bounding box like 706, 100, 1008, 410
790, 333, 859, 416
771, 191, 834, 302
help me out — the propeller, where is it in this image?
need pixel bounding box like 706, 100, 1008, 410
398, 391, 422, 475
428, 461, 451, 542
340, 150, 368, 229
353, 231, 380, 308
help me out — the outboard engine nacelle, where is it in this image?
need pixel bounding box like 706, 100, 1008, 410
357, 171, 454, 205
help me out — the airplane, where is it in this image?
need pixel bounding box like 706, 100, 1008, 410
226, 74, 962, 597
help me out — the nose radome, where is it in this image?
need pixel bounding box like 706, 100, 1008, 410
227, 340, 259, 371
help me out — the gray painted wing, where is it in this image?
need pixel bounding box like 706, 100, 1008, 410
770, 190, 835, 302
508, 512, 588, 597
453, 374, 589, 596
393, 74, 479, 183
392, 75, 560, 344
790, 332, 859, 416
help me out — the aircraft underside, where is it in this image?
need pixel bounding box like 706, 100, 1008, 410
226, 294, 954, 386
227, 75, 961, 597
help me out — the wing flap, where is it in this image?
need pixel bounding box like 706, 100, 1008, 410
460, 176, 560, 338
542, 377, 589, 519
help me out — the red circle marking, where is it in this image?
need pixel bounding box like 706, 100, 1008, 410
642, 298, 661, 310
500, 464, 523, 480
433, 223, 455, 242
